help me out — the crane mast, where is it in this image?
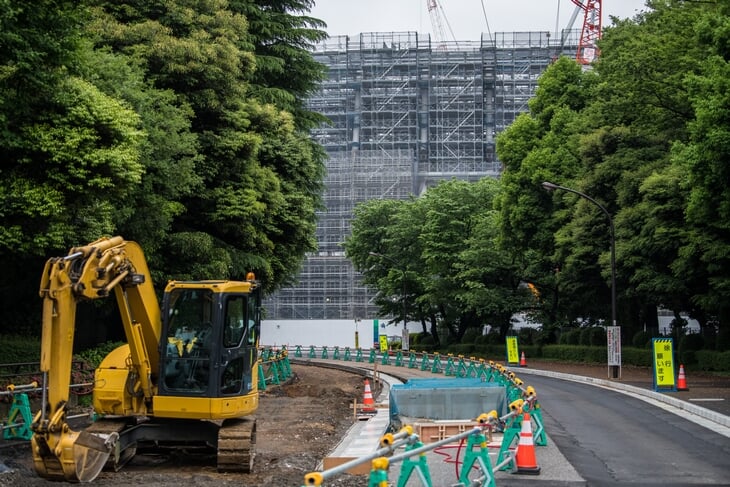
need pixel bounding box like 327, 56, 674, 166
570, 0, 603, 64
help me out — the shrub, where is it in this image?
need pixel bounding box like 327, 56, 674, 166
1, 335, 41, 364
621, 346, 653, 367
679, 334, 704, 365
695, 350, 730, 371
519, 345, 541, 361
449, 343, 474, 355
76, 341, 126, 369
579, 328, 592, 346
418, 334, 435, 351
485, 331, 503, 345
535, 327, 558, 345
588, 327, 607, 346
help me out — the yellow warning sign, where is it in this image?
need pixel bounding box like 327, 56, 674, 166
379, 334, 389, 353
652, 338, 676, 390
506, 336, 520, 365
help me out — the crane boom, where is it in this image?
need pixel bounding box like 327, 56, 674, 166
570, 0, 603, 64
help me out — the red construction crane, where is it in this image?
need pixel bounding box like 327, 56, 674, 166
426, 0, 458, 49
570, 0, 602, 64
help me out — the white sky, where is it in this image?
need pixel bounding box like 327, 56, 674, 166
309, 0, 648, 42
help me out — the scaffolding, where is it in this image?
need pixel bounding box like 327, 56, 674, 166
263, 30, 580, 321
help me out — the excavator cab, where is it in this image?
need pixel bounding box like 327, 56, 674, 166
159, 281, 260, 399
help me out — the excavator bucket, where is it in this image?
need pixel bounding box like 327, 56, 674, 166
72, 431, 118, 482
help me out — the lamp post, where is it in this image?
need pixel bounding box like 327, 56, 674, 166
368, 252, 408, 351
541, 181, 620, 379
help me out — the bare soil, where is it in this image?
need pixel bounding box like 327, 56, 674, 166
0, 365, 373, 487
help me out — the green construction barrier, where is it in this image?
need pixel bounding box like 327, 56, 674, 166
2, 393, 33, 440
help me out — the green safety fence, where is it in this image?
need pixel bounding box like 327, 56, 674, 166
257, 347, 292, 391
282, 345, 547, 486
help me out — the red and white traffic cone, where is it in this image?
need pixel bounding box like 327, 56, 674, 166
362, 379, 376, 413
514, 412, 541, 475
677, 364, 689, 391
519, 351, 527, 367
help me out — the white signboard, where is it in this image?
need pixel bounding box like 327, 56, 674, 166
606, 326, 622, 366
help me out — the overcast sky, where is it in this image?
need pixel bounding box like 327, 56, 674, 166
309, 0, 648, 42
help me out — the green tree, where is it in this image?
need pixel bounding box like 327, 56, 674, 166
347, 178, 523, 345
672, 2, 730, 334
496, 57, 591, 331
87, 0, 326, 291
230, 0, 328, 130
0, 1, 147, 329
575, 0, 717, 337
457, 179, 526, 339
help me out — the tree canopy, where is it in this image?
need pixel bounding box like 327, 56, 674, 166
348, 0, 730, 349
0, 0, 327, 333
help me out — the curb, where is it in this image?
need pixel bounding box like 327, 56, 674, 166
513, 366, 730, 433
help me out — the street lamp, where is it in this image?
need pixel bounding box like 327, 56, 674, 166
368, 251, 408, 351
541, 181, 620, 379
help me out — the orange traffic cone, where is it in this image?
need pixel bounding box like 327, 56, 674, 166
514, 412, 540, 475
677, 364, 689, 391
362, 379, 376, 413
519, 351, 527, 367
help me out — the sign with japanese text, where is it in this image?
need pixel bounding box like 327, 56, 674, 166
506, 336, 519, 365
379, 334, 389, 353
652, 338, 676, 391
606, 326, 622, 366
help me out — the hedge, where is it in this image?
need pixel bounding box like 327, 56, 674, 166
428, 343, 728, 371
1, 335, 41, 364
694, 350, 730, 372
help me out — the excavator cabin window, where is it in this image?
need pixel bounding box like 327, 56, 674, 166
162, 289, 215, 393
160, 287, 258, 397
220, 295, 257, 395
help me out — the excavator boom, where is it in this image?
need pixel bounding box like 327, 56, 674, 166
33, 237, 161, 481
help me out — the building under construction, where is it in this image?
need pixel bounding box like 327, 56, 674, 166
263, 30, 580, 321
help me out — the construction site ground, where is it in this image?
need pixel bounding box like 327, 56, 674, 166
0, 366, 373, 486
1, 359, 728, 486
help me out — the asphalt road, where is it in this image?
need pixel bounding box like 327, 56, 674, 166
525, 374, 730, 486
305, 357, 730, 486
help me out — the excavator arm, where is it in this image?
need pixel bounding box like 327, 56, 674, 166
33, 236, 161, 481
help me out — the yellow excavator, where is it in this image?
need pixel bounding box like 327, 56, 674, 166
31, 236, 261, 482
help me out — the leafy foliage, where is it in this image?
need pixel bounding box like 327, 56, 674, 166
346, 178, 532, 344
352, 1, 730, 351
0, 0, 328, 334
